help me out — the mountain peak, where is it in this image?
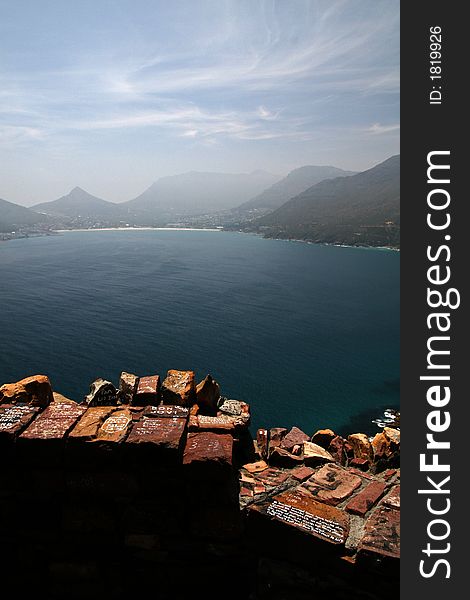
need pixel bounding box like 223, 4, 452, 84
256, 155, 400, 247
69, 186, 88, 196
32, 187, 119, 219
236, 164, 356, 212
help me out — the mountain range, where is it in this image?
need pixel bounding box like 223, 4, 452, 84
254, 155, 400, 247
1, 157, 400, 246
33, 187, 125, 220
124, 170, 279, 223
0, 198, 49, 233
235, 165, 356, 213
28, 171, 279, 225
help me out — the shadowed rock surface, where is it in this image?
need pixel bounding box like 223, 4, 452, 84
0, 372, 399, 599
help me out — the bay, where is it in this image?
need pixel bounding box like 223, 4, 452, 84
0, 230, 399, 435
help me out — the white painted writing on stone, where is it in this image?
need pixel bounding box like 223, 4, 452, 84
267, 500, 345, 543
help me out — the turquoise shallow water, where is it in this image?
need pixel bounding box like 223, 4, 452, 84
0, 230, 399, 435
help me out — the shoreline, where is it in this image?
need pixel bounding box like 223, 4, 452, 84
230, 229, 400, 252
56, 226, 223, 232
4, 226, 399, 252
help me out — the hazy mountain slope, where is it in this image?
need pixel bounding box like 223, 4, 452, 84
0, 198, 49, 232
123, 170, 280, 220
236, 165, 356, 212
33, 187, 122, 218
255, 155, 400, 247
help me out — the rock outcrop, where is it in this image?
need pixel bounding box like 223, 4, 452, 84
84, 378, 118, 406
195, 374, 220, 415
0, 374, 53, 407
161, 369, 196, 405
0, 371, 399, 599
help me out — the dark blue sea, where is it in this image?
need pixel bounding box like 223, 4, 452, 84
0, 230, 399, 435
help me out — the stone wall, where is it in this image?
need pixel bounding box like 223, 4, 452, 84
0, 373, 399, 599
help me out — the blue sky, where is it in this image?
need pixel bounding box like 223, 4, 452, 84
0, 0, 399, 205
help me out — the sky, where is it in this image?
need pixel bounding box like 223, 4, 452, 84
0, 0, 399, 206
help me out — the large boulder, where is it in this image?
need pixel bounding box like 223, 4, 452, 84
134, 375, 160, 406
195, 374, 220, 415
371, 428, 400, 472
347, 433, 373, 462
119, 372, 138, 404
0, 375, 53, 407
84, 379, 118, 406
371, 432, 392, 460
383, 427, 400, 448
161, 370, 196, 406
310, 428, 336, 449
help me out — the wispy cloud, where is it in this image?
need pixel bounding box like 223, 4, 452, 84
367, 123, 400, 135
0, 0, 399, 146
0, 0, 399, 202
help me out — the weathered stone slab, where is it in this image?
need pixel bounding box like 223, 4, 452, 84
358, 506, 400, 560
303, 441, 334, 465
262, 487, 350, 545
253, 467, 290, 487
134, 375, 160, 406
126, 416, 187, 459
190, 414, 246, 433
95, 408, 133, 444
195, 374, 220, 415
349, 457, 370, 471
183, 432, 233, 467
349, 467, 374, 480
345, 481, 387, 517
383, 468, 397, 481
381, 485, 400, 510
242, 460, 269, 474
0, 374, 53, 407
161, 370, 196, 406
303, 464, 362, 505
290, 466, 316, 482
280, 427, 310, 452
19, 400, 86, 444
144, 405, 189, 419
84, 378, 118, 406
0, 404, 40, 443
68, 406, 117, 441
119, 372, 138, 404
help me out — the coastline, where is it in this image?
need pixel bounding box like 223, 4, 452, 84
4, 226, 399, 252
56, 226, 223, 232
228, 229, 400, 252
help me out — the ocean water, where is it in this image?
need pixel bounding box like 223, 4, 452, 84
0, 230, 399, 435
